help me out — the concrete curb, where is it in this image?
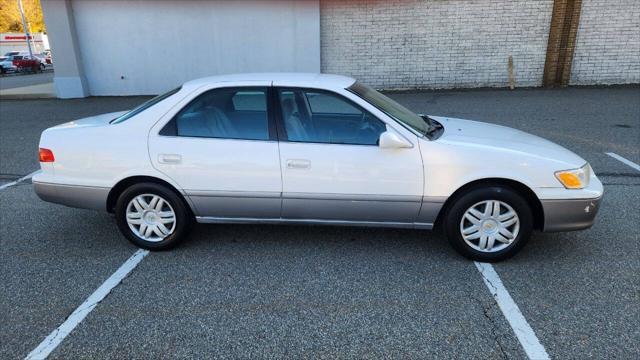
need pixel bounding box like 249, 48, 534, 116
0, 82, 56, 100
0, 68, 54, 78
0, 93, 56, 100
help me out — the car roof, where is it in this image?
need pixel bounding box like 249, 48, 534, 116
183, 73, 356, 91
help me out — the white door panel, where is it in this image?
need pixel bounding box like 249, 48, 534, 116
150, 137, 281, 192
279, 142, 423, 222
147, 83, 282, 218
149, 137, 282, 217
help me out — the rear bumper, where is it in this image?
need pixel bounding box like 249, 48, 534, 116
33, 181, 109, 211
541, 196, 602, 232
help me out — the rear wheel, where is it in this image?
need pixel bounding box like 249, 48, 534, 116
443, 185, 532, 262
115, 183, 193, 250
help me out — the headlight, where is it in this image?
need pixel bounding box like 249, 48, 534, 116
555, 163, 591, 189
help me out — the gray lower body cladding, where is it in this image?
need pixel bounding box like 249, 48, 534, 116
541, 196, 602, 232
33, 181, 109, 211
188, 191, 443, 229
33, 182, 602, 233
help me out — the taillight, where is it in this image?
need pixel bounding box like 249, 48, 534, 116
39, 148, 55, 162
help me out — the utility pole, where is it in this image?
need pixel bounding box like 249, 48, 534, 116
28, 21, 37, 53
18, 0, 34, 58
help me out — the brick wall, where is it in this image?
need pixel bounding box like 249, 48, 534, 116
320, 0, 639, 89
321, 0, 554, 89
570, 0, 640, 85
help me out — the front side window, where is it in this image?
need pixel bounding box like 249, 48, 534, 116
161, 87, 269, 141
278, 88, 386, 145
348, 82, 429, 135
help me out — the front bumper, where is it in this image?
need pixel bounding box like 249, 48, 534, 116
33, 181, 109, 211
541, 196, 602, 232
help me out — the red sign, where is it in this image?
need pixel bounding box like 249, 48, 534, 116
3, 35, 33, 40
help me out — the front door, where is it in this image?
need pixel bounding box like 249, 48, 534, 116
148, 85, 282, 219
275, 87, 424, 223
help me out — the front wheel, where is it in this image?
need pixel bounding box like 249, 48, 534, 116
443, 185, 533, 262
115, 183, 193, 250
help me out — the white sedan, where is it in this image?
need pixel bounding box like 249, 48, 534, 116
33, 73, 603, 261
0, 56, 17, 73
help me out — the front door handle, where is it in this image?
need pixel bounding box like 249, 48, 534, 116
286, 159, 310, 169
159, 154, 182, 164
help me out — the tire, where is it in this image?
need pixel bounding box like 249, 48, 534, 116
40, 63, 45, 71
443, 185, 533, 262
115, 182, 193, 250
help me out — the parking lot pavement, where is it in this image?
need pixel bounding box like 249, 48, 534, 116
389, 86, 640, 170
51, 226, 524, 359
1, 86, 639, 358
0, 71, 54, 90
0, 97, 149, 176
493, 184, 640, 359
0, 183, 140, 357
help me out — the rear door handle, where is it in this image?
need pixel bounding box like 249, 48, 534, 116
286, 159, 310, 169
159, 154, 182, 164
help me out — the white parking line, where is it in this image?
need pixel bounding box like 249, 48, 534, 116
605, 152, 640, 172
25, 249, 149, 360
0, 170, 40, 191
475, 262, 550, 360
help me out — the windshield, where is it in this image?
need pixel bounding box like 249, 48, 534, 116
348, 82, 429, 135
111, 87, 181, 124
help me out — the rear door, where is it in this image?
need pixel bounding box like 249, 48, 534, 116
148, 83, 282, 219
274, 87, 424, 223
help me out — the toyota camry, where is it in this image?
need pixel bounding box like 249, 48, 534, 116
33, 73, 603, 261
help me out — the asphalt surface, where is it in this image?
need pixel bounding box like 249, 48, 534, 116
0, 96, 148, 177
1, 86, 639, 358
0, 71, 54, 90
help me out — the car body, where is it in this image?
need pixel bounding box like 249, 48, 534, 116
33, 73, 603, 261
11, 53, 46, 72
10, 53, 27, 62
40, 49, 53, 64
0, 56, 17, 73
33, 53, 49, 66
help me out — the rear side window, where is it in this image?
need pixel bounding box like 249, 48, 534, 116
111, 87, 181, 124
231, 91, 266, 111
160, 87, 270, 141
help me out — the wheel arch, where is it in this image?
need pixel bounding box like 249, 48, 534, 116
434, 178, 544, 230
106, 175, 195, 215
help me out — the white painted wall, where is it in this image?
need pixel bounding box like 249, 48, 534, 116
42, 0, 637, 96
41, 0, 89, 98
570, 0, 640, 85
321, 0, 554, 89
70, 0, 320, 96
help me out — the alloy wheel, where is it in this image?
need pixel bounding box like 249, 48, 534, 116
126, 193, 176, 242
459, 200, 520, 252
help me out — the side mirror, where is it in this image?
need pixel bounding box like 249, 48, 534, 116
378, 131, 413, 149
